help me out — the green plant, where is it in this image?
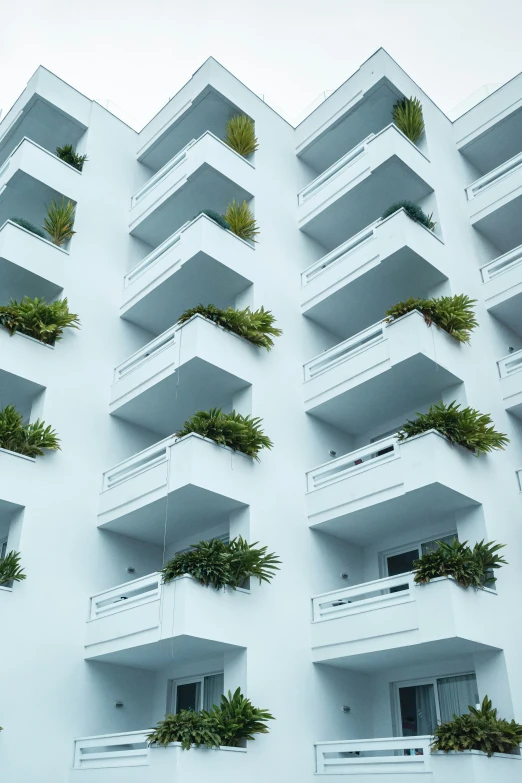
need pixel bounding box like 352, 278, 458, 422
199, 209, 231, 230
147, 710, 221, 750
0, 404, 60, 458
392, 96, 425, 143
397, 401, 508, 455
55, 143, 88, 172
0, 551, 26, 586
0, 297, 80, 345
10, 217, 45, 238
224, 199, 259, 242
176, 408, 272, 460
161, 536, 280, 589
43, 199, 76, 246
385, 294, 478, 344
204, 689, 274, 747
413, 539, 506, 588
381, 200, 435, 230
432, 696, 522, 756
177, 303, 282, 350
224, 114, 259, 157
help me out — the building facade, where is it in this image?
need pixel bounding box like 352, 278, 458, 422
1, 48, 522, 782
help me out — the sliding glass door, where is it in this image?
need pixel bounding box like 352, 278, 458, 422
395, 673, 479, 737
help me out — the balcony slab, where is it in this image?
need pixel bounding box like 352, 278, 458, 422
467, 155, 522, 253
0, 219, 67, 301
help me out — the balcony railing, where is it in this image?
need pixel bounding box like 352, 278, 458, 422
315, 735, 432, 775
124, 222, 190, 286
312, 572, 414, 622
301, 220, 380, 284
102, 436, 175, 490
0, 136, 82, 181
466, 150, 522, 200
131, 138, 197, 206
73, 731, 150, 769
498, 349, 522, 379
306, 435, 398, 492
481, 243, 522, 282
89, 572, 161, 620
304, 321, 385, 380
114, 323, 179, 380
298, 133, 374, 204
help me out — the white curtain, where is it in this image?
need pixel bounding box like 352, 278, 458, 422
415, 685, 438, 735
437, 674, 479, 722
203, 673, 224, 711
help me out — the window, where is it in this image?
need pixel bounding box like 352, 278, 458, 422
394, 673, 479, 737
167, 672, 224, 714
0, 539, 7, 559
384, 534, 457, 577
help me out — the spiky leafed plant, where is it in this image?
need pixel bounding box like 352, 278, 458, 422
203, 688, 274, 747
413, 539, 506, 588
224, 199, 259, 242
55, 144, 88, 172
224, 114, 259, 157
147, 710, 221, 750
397, 401, 508, 455
199, 209, 231, 230
176, 408, 272, 460
392, 96, 425, 143
161, 536, 280, 589
381, 201, 435, 230
10, 217, 45, 238
43, 199, 76, 246
0, 404, 60, 458
0, 297, 80, 345
431, 696, 522, 756
177, 304, 282, 350
385, 294, 478, 344
0, 551, 26, 586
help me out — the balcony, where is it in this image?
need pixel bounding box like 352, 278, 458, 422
129, 132, 255, 247
121, 214, 254, 334
0, 329, 49, 418
110, 314, 254, 436
306, 431, 482, 544
297, 124, 433, 251
466, 152, 522, 253
98, 434, 252, 545
304, 310, 462, 434
301, 209, 447, 339
0, 447, 35, 511
312, 573, 500, 669
0, 138, 80, 229
315, 737, 520, 780
85, 573, 247, 667
480, 244, 522, 336
497, 349, 522, 418
0, 219, 67, 301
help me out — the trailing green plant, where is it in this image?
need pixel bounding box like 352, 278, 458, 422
224, 114, 259, 157
10, 217, 45, 238
0, 551, 26, 586
199, 209, 231, 230
381, 200, 435, 230
432, 696, 522, 756
224, 199, 259, 242
177, 303, 282, 350
413, 539, 506, 588
397, 401, 508, 455
56, 143, 88, 172
0, 404, 60, 458
385, 293, 478, 344
147, 709, 221, 750
176, 408, 272, 460
0, 297, 80, 345
43, 199, 76, 246
392, 96, 425, 143
161, 536, 280, 589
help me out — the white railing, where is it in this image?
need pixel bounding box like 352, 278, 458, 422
124, 222, 189, 286
89, 573, 161, 620
312, 572, 414, 622
131, 138, 197, 205
304, 321, 385, 380
467, 150, 522, 200
315, 736, 432, 774
114, 323, 179, 380
298, 132, 374, 204
301, 220, 380, 285
73, 731, 150, 769
102, 435, 176, 491
481, 243, 522, 282
307, 435, 398, 492
498, 349, 522, 379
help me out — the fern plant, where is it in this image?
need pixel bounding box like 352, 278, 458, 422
0, 297, 80, 345
224, 200, 259, 242
0, 404, 60, 458
392, 96, 425, 143
161, 536, 280, 589
147, 710, 221, 750
432, 696, 522, 756
381, 201, 435, 230
0, 551, 26, 586
43, 199, 76, 246
178, 304, 281, 350
56, 144, 88, 172
385, 294, 478, 343
397, 401, 508, 455
199, 209, 231, 230
176, 408, 272, 460
203, 689, 274, 747
10, 217, 45, 238
224, 115, 259, 157
413, 539, 506, 588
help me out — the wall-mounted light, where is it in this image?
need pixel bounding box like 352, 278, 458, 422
342, 705, 351, 713
329, 450, 337, 458
114, 701, 124, 708
508, 347, 515, 354
340, 573, 349, 580
126, 567, 135, 574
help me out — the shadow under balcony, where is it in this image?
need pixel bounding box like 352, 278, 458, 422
481, 244, 522, 336
0, 218, 67, 301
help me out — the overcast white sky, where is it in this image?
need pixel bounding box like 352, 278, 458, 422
2, 0, 522, 129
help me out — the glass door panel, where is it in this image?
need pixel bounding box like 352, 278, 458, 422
175, 681, 201, 713
398, 684, 438, 736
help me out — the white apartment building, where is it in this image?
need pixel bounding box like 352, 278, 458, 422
1, 48, 522, 782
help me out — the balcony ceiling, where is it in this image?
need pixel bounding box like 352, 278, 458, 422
460, 106, 522, 176
473, 193, 522, 255
0, 367, 45, 422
